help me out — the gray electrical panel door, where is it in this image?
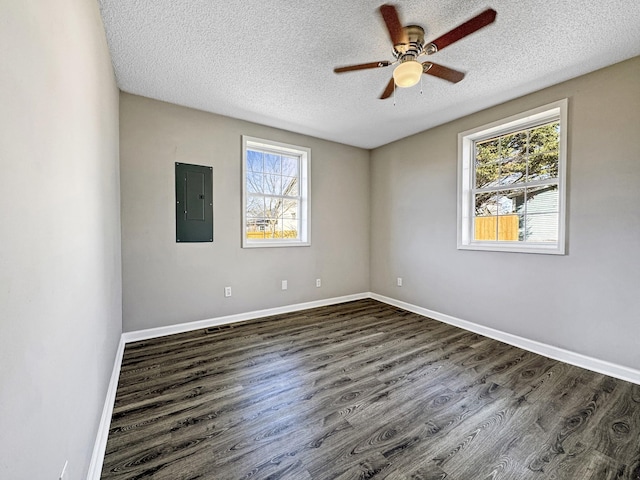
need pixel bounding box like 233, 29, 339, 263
175, 163, 213, 242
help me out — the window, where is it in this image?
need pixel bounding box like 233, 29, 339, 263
242, 136, 310, 248
458, 99, 567, 254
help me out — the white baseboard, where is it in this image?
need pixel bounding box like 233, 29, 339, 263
89, 291, 640, 479
370, 293, 640, 385
122, 292, 369, 343
87, 335, 126, 480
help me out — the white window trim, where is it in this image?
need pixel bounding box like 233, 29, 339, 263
457, 99, 568, 255
242, 135, 311, 248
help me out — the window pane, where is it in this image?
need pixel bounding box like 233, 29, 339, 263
524, 213, 559, 243
282, 199, 299, 238
263, 174, 282, 195
246, 195, 265, 218
528, 122, 559, 156
528, 152, 559, 181
475, 162, 500, 188
264, 153, 281, 174
522, 186, 558, 242
282, 176, 298, 196
499, 131, 527, 162
275, 200, 285, 221
246, 171, 263, 193
281, 156, 298, 176
475, 139, 499, 188
496, 214, 521, 241
263, 220, 278, 239
476, 138, 499, 159
271, 214, 284, 239
284, 228, 298, 239
247, 150, 263, 172
475, 192, 496, 216
525, 185, 558, 214
495, 191, 515, 215
282, 199, 298, 218
246, 219, 267, 239
498, 189, 525, 215
264, 197, 281, 220
474, 215, 497, 241
498, 156, 526, 186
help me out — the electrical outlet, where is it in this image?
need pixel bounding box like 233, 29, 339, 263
316, 278, 321, 288
59, 460, 68, 480
281, 280, 288, 290
224, 286, 232, 297
397, 277, 403, 287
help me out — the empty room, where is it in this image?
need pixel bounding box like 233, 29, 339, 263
1, 0, 639, 479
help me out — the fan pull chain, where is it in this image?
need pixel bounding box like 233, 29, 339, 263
393, 82, 396, 106
420, 75, 423, 95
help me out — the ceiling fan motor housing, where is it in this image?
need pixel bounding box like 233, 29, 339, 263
393, 25, 426, 61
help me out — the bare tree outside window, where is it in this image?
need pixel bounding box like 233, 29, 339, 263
246, 150, 300, 239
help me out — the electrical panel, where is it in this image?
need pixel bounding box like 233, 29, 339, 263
175, 163, 213, 242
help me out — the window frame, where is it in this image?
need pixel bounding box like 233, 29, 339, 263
457, 99, 568, 255
241, 135, 311, 248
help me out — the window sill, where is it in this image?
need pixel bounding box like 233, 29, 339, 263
242, 240, 311, 249
458, 242, 565, 255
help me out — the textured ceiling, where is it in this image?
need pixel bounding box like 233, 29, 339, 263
98, 0, 640, 149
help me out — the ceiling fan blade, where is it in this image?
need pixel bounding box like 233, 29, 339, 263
334, 61, 392, 73
379, 77, 395, 99
423, 62, 465, 83
379, 4, 407, 46
428, 9, 496, 52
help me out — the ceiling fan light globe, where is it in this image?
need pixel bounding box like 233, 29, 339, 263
393, 61, 423, 88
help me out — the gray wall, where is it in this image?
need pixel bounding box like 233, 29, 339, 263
0, 0, 122, 478
120, 93, 370, 332
370, 57, 640, 371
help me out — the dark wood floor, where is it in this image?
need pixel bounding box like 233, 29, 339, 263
101, 299, 640, 479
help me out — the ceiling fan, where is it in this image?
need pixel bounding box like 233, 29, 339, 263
333, 4, 497, 99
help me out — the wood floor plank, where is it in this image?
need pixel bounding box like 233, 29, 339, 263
101, 299, 640, 479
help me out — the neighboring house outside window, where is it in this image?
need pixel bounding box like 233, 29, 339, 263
458, 99, 567, 254
242, 136, 310, 248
